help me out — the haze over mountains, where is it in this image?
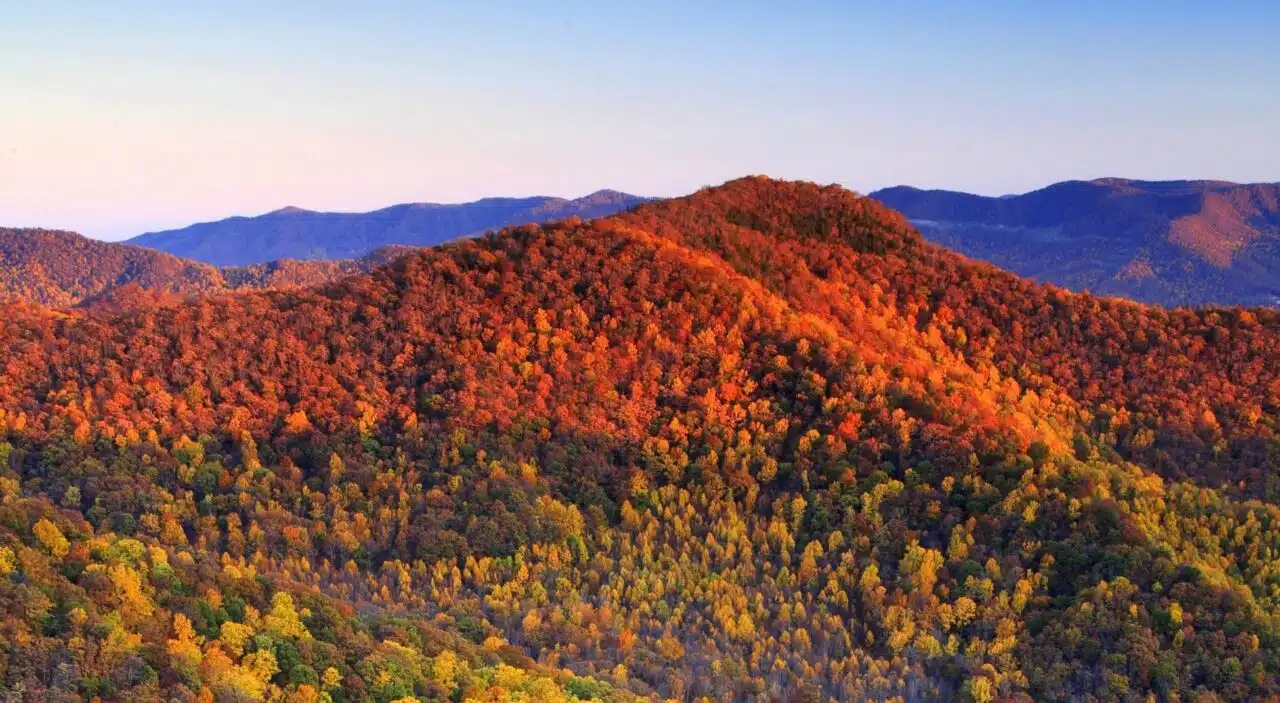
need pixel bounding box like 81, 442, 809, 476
6, 177, 1280, 700
873, 178, 1280, 307
128, 190, 650, 266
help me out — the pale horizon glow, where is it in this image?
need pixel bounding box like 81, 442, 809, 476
3, 1, 1278, 241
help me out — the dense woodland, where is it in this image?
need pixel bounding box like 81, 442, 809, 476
0, 228, 398, 308
3, 178, 1280, 701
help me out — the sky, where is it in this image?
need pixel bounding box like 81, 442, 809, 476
2, 1, 1278, 241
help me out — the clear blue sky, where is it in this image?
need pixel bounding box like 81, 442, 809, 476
3, 1, 1278, 240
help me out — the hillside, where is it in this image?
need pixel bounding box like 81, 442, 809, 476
872, 178, 1280, 307
2, 178, 1280, 701
0, 228, 399, 308
127, 190, 651, 266
0, 228, 227, 307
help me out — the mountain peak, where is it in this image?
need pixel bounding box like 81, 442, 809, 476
1090, 176, 1245, 188
618, 176, 919, 259
575, 188, 639, 203
267, 206, 313, 216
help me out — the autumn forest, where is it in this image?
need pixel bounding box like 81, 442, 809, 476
4, 178, 1280, 702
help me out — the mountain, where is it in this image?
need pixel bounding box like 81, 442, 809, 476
872, 178, 1280, 307
3, 177, 1280, 701
127, 190, 652, 266
0, 227, 404, 308
0, 228, 228, 307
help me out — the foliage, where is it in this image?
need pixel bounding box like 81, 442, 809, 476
1, 178, 1279, 701
0, 227, 381, 309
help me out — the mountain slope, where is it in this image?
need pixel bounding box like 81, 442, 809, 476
0, 228, 227, 307
2, 178, 1280, 701
0, 227, 400, 308
872, 178, 1280, 307
127, 190, 652, 266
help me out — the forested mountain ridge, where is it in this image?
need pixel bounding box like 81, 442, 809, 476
872, 178, 1280, 307
126, 190, 651, 266
0, 227, 402, 308
3, 177, 1280, 701
0, 228, 227, 307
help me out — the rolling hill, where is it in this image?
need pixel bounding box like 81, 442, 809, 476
872, 178, 1280, 307
2, 178, 1280, 701
0, 227, 403, 308
127, 190, 651, 266
0, 228, 228, 307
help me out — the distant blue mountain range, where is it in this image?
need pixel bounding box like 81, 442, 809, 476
128, 190, 651, 266
871, 178, 1280, 308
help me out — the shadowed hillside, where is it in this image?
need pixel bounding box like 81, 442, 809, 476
3, 178, 1280, 701
873, 178, 1280, 307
